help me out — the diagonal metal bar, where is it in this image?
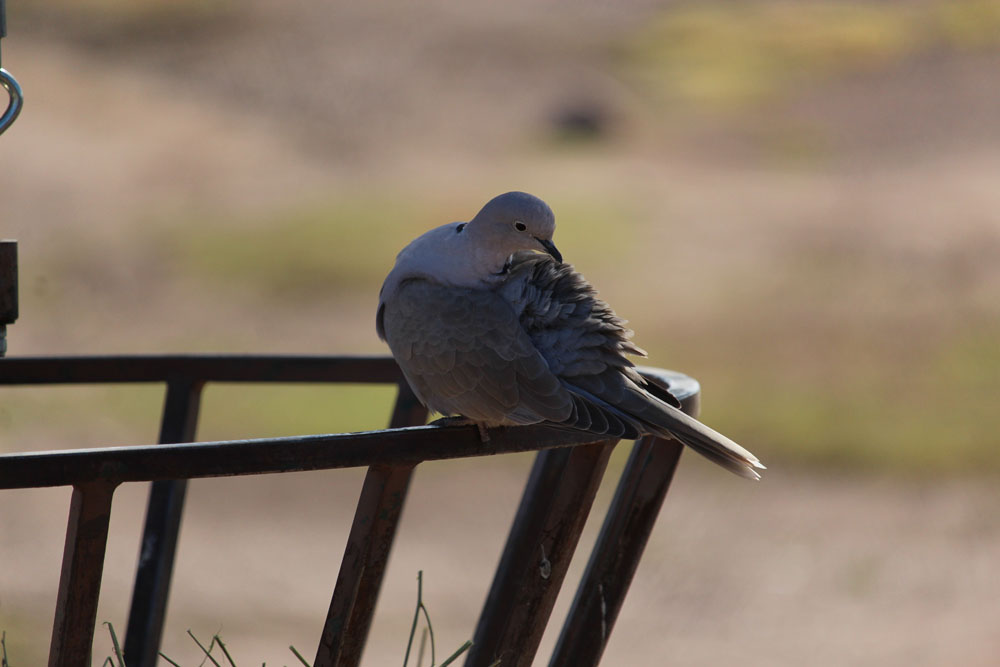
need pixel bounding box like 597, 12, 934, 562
548, 435, 684, 666
465, 439, 618, 667
549, 369, 698, 666
124, 378, 205, 667
48, 480, 118, 667
315, 381, 428, 667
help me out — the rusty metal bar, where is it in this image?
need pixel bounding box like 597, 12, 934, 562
315, 382, 428, 667
48, 480, 118, 667
548, 370, 698, 666
549, 435, 684, 666
465, 439, 618, 667
0, 355, 403, 385
0, 423, 610, 490
124, 378, 205, 667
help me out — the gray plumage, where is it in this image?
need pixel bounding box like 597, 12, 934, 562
378, 192, 764, 480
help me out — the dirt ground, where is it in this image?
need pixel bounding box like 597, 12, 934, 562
2, 1, 1000, 665
3, 457, 1000, 666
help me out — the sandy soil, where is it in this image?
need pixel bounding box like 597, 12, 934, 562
2, 457, 1000, 666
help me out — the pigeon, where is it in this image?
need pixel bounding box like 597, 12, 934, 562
377, 191, 764, 480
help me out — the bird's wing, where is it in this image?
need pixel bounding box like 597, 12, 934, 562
380, 277, 575, 425
503, 253, 764, 479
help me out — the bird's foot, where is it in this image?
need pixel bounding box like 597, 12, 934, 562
428, 416, 492, 442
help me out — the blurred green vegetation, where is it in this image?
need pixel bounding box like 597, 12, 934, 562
152, 194, 639, 300
682, 318, 1000, 475
155, 198, 424, 299
0, 383, 398, 450
622, 0, 1000, 109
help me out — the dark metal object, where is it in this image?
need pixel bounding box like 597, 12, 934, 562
0, 68, 23, 135
466, 440, 617, 667
0, 0, 23, 137
123, 379, 205, 667
550, 435, 685, 666
315, 381, 427, 666
49, 480, 118, 667
0, 240, 16, 357
0, 421, 612, 490
0, 354, 404, 385
0, 356, 701, 665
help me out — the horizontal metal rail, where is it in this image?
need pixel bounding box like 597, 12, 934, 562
0, 422, 614, 489
0, 354, 403, 385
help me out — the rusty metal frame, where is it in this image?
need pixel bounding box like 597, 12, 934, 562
0, 355, 694, 667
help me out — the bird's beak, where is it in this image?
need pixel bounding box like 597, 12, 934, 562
535, 237, 563, 263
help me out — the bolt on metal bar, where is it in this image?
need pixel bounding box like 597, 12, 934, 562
466, 439, 618, 667
124, 378, 205, 667
315, 381, 428, 667
48, 480, 119, 667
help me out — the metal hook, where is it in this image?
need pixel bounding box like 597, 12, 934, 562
0, 67, 22, 135
0, 0, 22, 136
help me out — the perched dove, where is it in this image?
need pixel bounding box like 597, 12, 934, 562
377, 192, 764, 479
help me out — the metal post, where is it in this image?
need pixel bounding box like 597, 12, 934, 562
123, 378, 204, 667
314, 381, 428, 667
48, 481, 119, 667
465, 439, 617, 667
0, 240, 17, 357
549, 435, 684, 666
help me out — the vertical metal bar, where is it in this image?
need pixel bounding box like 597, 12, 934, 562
123, 378, 204, 667
0, 240, 17, 358
549, 435, 683, 666
48, 480, 118, 667
314, 381, 428, 667
465, 439, 617, 667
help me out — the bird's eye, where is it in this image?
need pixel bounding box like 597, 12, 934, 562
514, 221, 527, 232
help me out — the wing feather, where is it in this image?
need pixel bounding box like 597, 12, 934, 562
381, 278, 573, 425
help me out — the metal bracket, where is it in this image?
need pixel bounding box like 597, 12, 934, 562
0, 240, 17, 357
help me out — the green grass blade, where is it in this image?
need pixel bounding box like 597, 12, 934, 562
402, 570, 424, 667
188, 630, 223, 667
215, 635, 237, 667
159, 652, 183, 667
416, 628, 428, 667
104, 622, 125, 667
418, 601, 435, 666
288, 645, 311, 667
439, 640, 473, 667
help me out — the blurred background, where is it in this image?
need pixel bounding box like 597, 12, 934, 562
2, 0, 1000, 664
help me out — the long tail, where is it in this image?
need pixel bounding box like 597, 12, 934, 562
642, 401, 765, 480
562, 380, 765, 480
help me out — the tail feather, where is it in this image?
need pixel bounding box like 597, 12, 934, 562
562, 379, 765, 480
645, 402, 764, 480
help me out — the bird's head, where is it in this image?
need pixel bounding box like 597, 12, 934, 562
465, 191, 562, 264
